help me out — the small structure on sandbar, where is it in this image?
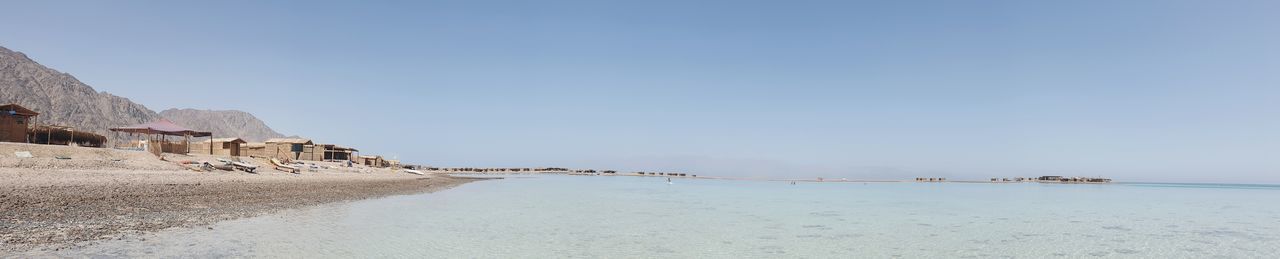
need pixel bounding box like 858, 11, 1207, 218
1037, 175, 1111, 183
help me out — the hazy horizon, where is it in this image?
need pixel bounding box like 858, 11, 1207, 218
2, 0, 1278, 183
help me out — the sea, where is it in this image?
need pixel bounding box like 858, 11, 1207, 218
45, 175, 1280, 258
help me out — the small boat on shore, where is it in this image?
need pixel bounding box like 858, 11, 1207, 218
205, 161, 234, 171
270, 158, 300, 174
405, 169, 424, 175
218, 158, 258, 173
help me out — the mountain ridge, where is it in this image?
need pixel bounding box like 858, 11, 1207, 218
0, 45, 286, 142
159, 108, 286, 142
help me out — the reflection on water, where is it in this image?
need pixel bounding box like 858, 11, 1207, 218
1121, 182, 1280, 190
38, 176, 1280, 258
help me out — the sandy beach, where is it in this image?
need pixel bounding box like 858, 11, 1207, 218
0, 143, 483, 253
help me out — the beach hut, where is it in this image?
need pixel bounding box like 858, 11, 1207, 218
264, 138, 314, 160
109, 119, 213, 156
317, 144, 358, 161
0, 104, 38, 143
241, 142, 266, 158
358, 155, 385, 167
192, 138, 247, 156
28, 125, 106, 147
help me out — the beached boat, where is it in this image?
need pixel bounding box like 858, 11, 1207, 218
218, 158, 258, 173
205, 161, 234, 171
405, 169, 424, 175
270, 158, 300, 174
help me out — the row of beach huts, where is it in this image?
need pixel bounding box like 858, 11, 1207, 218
6, 103, 697, 175
190, 137, 399, 168
1, 103, 401, 168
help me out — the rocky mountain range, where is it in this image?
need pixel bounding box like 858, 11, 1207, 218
0, 45, 285, 141
159, 109, 284, 142
0, 46, 158, 135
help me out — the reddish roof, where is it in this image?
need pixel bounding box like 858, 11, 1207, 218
109, 119, 213, 137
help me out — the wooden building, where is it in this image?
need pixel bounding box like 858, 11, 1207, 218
0, 104, 38, 143
28, 125, 106, 147
192, 138, 247, 156
241, 142, 266, 158
109, 119, 212, 156
318, 144, 358, 161
264, 138, 314, 160
358, 155, 385, 167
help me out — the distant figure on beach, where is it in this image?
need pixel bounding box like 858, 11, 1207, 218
667, 177, 672, 184
791, 181, 796, 185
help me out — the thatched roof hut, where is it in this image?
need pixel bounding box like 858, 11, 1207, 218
28, 125, 106, 147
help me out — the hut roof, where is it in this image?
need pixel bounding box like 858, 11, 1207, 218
321, 144, 358, 152
244, 142, 266, 148
30, 125, 106, 143
265, 138, 312, 144
0, 104, 39, 116
109, 119, 212, 137
203, 138, 247, 144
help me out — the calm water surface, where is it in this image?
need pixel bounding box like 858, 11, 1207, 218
47, 176, 1280, 258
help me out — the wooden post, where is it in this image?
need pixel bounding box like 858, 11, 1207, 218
209, 135, 214, 155
3, 113, 10, 143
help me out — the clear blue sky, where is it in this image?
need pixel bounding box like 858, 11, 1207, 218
2, 0, 1278, 183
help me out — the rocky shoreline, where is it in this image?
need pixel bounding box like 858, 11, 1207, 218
0, 167, 483, 253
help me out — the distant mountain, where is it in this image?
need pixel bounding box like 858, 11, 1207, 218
0, 45, 288, 142
159, 109, 285, 142
0, 45, 159, 135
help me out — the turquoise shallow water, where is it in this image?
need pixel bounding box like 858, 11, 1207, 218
43, 176, 1280, 258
